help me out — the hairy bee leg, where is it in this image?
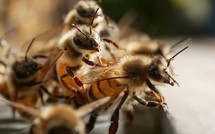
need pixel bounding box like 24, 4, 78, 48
82, 56, 107, 67
133, 95, 161, 108
66, 66, 83, 88
146, 79, 165, 102
150, 90, 166, 103
109, 91, 129, 134
86, 114, 98, 132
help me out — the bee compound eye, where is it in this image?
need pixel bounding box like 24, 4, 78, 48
149, 66, 161, 80
13, 59, 41, 79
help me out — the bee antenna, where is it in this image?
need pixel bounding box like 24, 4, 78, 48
171, 37, 191, 49
25, 37, 36, 62
167, 46, 189, 67
90, 8, 100, 35
71, 24, 88, 38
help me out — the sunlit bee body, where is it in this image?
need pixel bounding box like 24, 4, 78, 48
81, 54, 181, 133
0, 97, 110, 134
83, 55, 176, 105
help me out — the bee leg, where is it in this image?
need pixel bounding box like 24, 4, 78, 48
82, 56, 107, 67
86, 113, 98, 132
66, 66, 83, 88
146, 79, 165, 102
133, 95, 162, 108
109, 91, 129, 134
97, 56, 111, 66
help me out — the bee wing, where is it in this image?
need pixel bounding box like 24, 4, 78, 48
77, 96, 110, 118
0, 97, 41, 119
81, 67, 123, 84
39, 48, 64, 81
21, 24, 66, 56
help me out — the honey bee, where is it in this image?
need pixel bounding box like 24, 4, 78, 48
119, 34, 190, 59
80, 46, 188, 133
0, 96, 110, 134
64, 0, 119, 38
0, 38, 63, 117
19, 6, 121, 107
55, 12, 121, 96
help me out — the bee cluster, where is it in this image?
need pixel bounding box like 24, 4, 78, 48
0, 0, 188, 134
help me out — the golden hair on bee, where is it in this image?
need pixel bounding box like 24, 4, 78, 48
0, 97, 110, 134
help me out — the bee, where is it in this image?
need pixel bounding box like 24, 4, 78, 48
64, 0, 119, 38
55, 9, 122, 96
21, 8, 121, 102
119, 34, 190, 59
0, 38, 63, 117
80, 46, 188, 133
0, 96, 110, 134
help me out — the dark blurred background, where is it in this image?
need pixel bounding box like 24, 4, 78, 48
100, 0, 215, 37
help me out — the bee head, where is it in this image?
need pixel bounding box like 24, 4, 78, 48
40, 105, 85, 134
149, 56, 177, 86
13, 58, 41, 79
149, 46, 188, 86
72, 25, 100, 53
76, 0, 100, 18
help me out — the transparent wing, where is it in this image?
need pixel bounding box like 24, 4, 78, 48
81, 66, 125, 84
21, 24, 66, 56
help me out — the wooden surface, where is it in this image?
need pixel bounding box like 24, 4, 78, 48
0, 38, 215, 134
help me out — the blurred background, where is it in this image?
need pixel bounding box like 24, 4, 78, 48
1, 0, 215, 43
0, 0, 215, 134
